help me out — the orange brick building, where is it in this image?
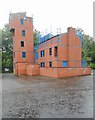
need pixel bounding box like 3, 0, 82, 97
9, 12, 91, 78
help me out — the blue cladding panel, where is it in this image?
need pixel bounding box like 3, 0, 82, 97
35, 52, 38, 60
62, 61, 67, 67
82, 60, 87, 67
38, 33, 53, 44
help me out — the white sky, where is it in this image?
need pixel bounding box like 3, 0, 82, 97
0, 0, 94, 36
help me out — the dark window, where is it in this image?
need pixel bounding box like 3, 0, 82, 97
40, 50, 45, 57
62, 61, 67, 67
49, 48, 52, 55
49, 62, 52, 67
22, 30, 25, 36
20, 19, 24, 25
54, 46, 58, 57
22, 52, 26, 58
21, 41, 24, 47
41, 62, 45, 67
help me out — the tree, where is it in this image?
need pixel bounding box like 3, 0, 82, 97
76, 28, 95, 68
34, 29, 39, 46
82, 34, 95, 62
2, 24, 13, 72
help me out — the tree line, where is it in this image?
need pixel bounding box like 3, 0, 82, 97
1, 24, 95, 73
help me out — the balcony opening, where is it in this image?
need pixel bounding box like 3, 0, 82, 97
49, 62, 52, 67
54, 46, 58, 57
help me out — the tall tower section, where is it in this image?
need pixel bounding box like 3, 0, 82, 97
9, 12, 34, 75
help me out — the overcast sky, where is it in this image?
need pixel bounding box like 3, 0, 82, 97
0, 0, 94, 36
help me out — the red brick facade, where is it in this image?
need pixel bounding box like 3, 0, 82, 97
9, 12, 91, 78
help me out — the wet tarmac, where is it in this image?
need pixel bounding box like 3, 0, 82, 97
1, 73, 94, 118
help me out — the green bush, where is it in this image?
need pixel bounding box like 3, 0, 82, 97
90, 63, 95, 69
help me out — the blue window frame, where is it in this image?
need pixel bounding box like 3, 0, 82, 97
22, 52, 26, 58
35, 52, 38, 60
22, 30, 25, 36
41, 62, 45, 67
62, 61, 67, 67
40, 50, 45, 57
20, 19, 24, 25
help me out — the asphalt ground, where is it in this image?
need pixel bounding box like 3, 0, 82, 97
1, 72, 94, 119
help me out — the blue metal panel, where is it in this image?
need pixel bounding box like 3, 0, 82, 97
62, 61, 67, 67
82, 60, 87, 67
35, 52, 38, 60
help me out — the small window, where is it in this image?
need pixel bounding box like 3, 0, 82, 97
62, 61, 67, 67
41, 62, 45, 67
20, 19, 24, 25
49, 62, 52, 67
22, 52, 26, 58
40, 50, 45, 57
22, 30, 25, 36
54, 46, 58, 57
49, 48, 52, 55
21, 41, 24, 47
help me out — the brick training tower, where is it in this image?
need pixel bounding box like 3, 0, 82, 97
9, 12, 34, 75
9, 12, 91, 78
